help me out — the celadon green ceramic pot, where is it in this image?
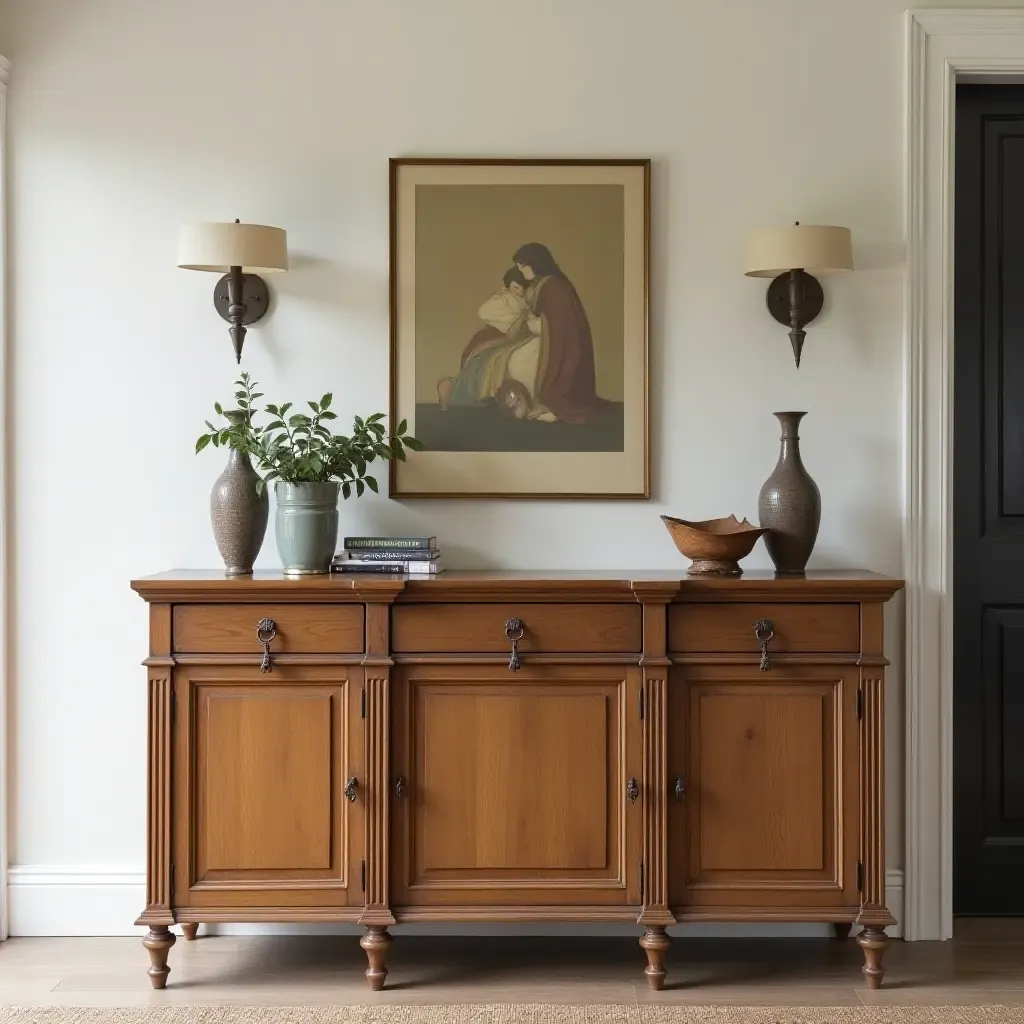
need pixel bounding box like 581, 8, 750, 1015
274, 481, 340, 575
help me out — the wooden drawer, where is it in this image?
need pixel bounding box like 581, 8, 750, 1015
669, 603, 859, 654
173, 604, 364, 654
391, 603, 642, 654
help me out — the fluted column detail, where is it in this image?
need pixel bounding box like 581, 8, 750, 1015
856, 674, 894, 928
640, 672, 671, 923
137, 672, 174, 926
360, 673, 394, 924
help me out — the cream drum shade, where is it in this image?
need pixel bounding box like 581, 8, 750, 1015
177, 222, 289, 273
744, 225, 853, 278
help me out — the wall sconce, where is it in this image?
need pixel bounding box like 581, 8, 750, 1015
177, 220, 289, 362
744, 223, 853, 367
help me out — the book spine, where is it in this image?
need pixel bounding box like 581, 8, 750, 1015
338, 549, 441, 561
344, 537, 435, 550
331, 563, 406, 574
339, 559, 442, 573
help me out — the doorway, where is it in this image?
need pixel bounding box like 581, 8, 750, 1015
953, 84, 1024, 915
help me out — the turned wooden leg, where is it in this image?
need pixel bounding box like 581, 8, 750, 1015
833, 922, 852, 940
360, 927, 393, 991
180, 923, 199, 941
142, 925, 176, 989
639, 926, 670, 991
856, 925, 889, 989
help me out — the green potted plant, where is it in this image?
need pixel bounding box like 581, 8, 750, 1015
197, 373, 422, 575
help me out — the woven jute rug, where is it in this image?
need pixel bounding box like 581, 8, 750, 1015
0, 1008, 1020, 1024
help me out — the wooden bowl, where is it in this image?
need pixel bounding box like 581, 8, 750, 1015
660, 514, 766, 576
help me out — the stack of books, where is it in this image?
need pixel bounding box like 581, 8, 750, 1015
332, 536, 444, 575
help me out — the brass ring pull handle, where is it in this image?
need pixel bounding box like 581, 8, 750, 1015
344, 776, 358, 803
505, 617, 525, 672
395, 775, 407, 800
257, 618, 277, 673
627, 776, 639, 804
673, 777, 685, 802
754, 618, 774, 672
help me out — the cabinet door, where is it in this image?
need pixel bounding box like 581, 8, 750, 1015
391, 663, 642, 907
668, 665, 859, 911
172, 664, 363, 909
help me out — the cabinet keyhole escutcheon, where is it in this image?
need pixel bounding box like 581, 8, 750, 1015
256, 618, 277, 673
627, 776, 639, 804
673, 777, 685, 802
344, 776, 358, 803
395, 776, 407, 800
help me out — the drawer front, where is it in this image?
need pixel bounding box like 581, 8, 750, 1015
669, 603, 859, 654
173, 604, 364, 654
392, 603, 642, 654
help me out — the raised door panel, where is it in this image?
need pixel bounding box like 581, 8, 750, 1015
173, 664, 364, 909
392, 664, 641, 907
668, 665, 858, 911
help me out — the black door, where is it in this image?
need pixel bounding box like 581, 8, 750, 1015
954, 85, 1024, 914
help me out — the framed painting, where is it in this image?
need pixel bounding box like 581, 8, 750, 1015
389, 158, 650, 499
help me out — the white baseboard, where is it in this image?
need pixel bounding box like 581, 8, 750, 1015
8, 865, 146, 936
6, 865, 904, 940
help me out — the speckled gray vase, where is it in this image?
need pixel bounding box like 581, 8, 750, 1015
275, 481, 340, 575
210, 412, 269, 576
758, 411, 821, 576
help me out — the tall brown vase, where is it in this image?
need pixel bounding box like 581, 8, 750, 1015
210, 410, 269, 576
758, 411, 821, 575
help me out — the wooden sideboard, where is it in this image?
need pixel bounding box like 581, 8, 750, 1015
131, 569, 902, 992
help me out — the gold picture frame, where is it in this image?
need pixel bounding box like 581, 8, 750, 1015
389, 158, 650, 499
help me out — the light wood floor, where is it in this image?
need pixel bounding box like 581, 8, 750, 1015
0, 921, 1021, 1007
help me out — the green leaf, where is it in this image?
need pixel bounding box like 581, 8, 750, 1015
320, 410, 337, 421
214, 401, 224, 416
398, 418, 407, 435
366, 476, 378, 493
195, 434, 211, 453
404, 436, 426, 451
308, 400, 320, 413
356, 478, 365, 498
367, 412, 384, 423
288, 414, 306, 427
321, 393, 332, 410
354, 415, 364, 429
280, 402, 293, 417
342, 481, 351, 500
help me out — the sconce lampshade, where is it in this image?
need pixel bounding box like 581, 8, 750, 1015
744, 224, 853, 278
177, 222, 289, 274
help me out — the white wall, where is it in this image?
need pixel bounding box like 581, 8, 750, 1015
2, 0, 1009, 935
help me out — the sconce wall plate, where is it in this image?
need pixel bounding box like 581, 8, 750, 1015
766, 269, 823, 328
214, 273, 270, 326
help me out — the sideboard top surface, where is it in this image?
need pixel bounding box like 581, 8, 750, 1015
131, 569, 904, 604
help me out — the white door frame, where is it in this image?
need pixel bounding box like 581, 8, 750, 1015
0, 53, 9, 941
904, 9, 1024, 942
